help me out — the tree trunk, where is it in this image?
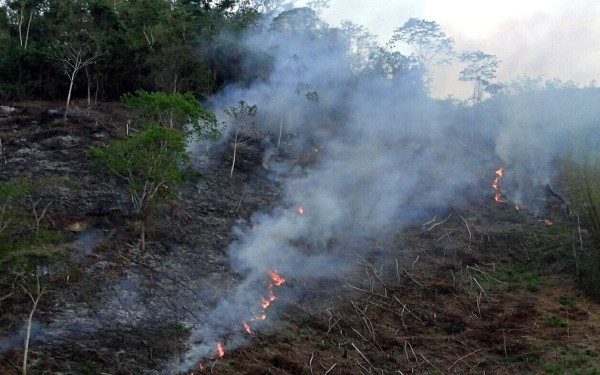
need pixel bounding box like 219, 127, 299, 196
230, 130, 239, 179
140, 217, 146, 252
277, 115, 283, 149
24, 11, 32, 50
65, 77, 75, 123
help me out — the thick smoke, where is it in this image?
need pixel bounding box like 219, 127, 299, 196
179, 8, 600, 371
492, 84, 600, 209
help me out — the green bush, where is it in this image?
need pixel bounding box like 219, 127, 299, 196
121, 90, 219, 141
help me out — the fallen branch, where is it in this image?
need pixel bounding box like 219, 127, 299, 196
324, 363, 337, 375
402, 268, 425, 288
393, 296, 425, 324
447, 348, 484, 370
426, 213, 452, 231
460, 216, 472, 243
352, 342, 372, 367
421, 216, 437, 227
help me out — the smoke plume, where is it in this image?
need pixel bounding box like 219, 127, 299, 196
179, 7, 600, 371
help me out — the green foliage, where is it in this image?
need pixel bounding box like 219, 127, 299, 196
563, 145, 600, 299
458, 50, 502, 103
121, 90, 219, 140
0, 179, 31, 235
539, 314, 567, 328
390, 18, 455, 68
0, 179, 67, 262
558, 295, 577, 308
544, 345, 600, 375
90, 125, 189, 250
90, 126, 188, 199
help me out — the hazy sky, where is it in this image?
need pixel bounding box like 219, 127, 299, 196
302, 0, 600, 98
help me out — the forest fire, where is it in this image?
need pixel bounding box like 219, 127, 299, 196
492, 167, 504, 202
190, 270, 287, 373
216, 342, 225, 358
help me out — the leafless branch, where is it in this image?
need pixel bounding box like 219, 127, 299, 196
426, 213, 452, 231
324, 363, 337, 374
460, 215, 472, 243
447, 348, 484, 370
19, 273, 46, 375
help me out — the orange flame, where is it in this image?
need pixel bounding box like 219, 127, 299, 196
267, 270, 286, 286
492, 167, 504, 202
216, 342, 225, 358
297, 206, 304, 215
544, 219, 553, 226
196, 270, 286, 369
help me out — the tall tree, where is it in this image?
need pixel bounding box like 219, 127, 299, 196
90, 126, 188, 252
390, 18, 454, 75
458, 50, 501, 103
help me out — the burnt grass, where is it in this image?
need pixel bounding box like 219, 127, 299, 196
1, 102, 600, 374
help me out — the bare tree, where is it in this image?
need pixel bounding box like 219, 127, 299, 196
19, 272, 46, 375
53, 31, 103, 122
223, 101, 258, 178
6, 0, 41, 50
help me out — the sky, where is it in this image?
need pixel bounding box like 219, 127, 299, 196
302, 0, 600, 98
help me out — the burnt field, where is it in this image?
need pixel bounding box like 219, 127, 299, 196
0, 102, 599, 375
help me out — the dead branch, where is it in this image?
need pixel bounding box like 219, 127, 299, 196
344, 282, 387, 299
472, 277, 489, 299
460, 215, 472, 243
393, 296, 425, 324
351, 301, 376, 344
447, 348, 484, 370
370, 265, 394, 293
27, 194, 53, 230
411, 255, 420, 269
308, 352, 314, 375
436, 230, 455, 244
421, 216, 437, 227
352, 342, 372, 368
324, 363, 337, 375
404, 340, 419, 366
0, 291, 14, 305
426, 213, 452, 231
402, 268, 425, 288
20, 274, 46, 375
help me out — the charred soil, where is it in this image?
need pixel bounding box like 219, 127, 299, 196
0, 102, 599, 374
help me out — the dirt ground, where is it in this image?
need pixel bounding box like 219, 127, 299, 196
1, 102, 599, 374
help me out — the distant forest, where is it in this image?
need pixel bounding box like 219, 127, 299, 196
0, 0, 304, 102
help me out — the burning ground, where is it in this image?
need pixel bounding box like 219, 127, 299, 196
0, 100, 599, 375
1, 13, 600, 375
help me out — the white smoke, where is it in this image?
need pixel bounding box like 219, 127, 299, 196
178, 8, 600, 372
